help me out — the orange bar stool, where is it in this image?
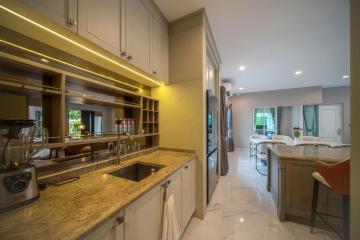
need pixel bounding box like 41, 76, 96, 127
310, 159, 350, 240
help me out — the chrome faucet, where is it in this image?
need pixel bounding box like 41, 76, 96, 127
115, 133, 139, 164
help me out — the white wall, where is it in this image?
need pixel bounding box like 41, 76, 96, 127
279, 105, 301, 137
231, 86, 350, 148
231, 86, 322, 148
322, 86, 350, 143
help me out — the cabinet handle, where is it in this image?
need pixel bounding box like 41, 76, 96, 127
127, 55, 132, 61
167, 179, 171, 185
120, 51, 127, 57
116, 216, 124, 225
184, 165, 188, 170
153, 71, 157, 75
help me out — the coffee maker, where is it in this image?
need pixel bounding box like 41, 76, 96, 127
0, 119, 43, 212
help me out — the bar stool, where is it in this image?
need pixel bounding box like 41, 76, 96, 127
310, 159, 350, 240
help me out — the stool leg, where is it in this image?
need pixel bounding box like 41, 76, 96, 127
310, 179, 319, 233
343, 195, 350, 240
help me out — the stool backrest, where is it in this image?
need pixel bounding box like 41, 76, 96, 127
315, 159, 350, 196
272, 135, 293, 145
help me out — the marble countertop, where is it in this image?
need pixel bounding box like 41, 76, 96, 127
0, 150, 195, 240
267, 144, 350, 163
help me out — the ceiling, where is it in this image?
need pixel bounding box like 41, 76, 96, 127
154, 0, 350, 93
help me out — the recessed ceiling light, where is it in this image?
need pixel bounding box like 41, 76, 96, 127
239, 87, 244, 90
294, 70, 303, 75
342, 75, 350, 79
238, 65, 246, 71
40, 58, 49, 63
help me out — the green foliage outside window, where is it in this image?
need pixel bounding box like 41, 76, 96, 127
69, 110, 81, 138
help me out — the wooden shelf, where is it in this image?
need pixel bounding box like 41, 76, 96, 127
32, 133, 160, 149
66, 91, 141, 109
0, 75, 62, 95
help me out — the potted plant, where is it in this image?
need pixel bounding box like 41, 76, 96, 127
293, 127, 302, 144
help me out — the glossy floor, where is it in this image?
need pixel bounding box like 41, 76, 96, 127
182, 149, 340, 240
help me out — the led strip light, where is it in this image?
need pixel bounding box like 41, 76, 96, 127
0, 4, 162, 87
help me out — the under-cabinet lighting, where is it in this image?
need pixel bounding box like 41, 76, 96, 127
239, 87, 244, 90
0, 39, 141, 90
40, 58, 49, 63
342, 75, 350, 79
0, 5, 162, 87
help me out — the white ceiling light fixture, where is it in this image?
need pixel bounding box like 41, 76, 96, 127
294, 70, 303, 76
238, 65, 246, 71
342, 75, 350, 79
239, 87, 244, 90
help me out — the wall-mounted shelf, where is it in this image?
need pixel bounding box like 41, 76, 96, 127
66, 91, 141, 109
0, 75, 62, 95
141, 97, 159, 134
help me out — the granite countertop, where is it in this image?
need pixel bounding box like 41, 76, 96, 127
267, 144, 350, 163
0, 150, 195, 240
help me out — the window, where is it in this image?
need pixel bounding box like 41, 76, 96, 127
94, 114, 103, 135
68, 110, 81, 138
253, 107, 277, 138
28, 106, 43, 137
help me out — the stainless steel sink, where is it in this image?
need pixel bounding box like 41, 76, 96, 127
108, 162, 165, 182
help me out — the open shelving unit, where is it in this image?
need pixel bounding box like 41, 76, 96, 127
142, 97, 159, 135
0, 52, 160, 150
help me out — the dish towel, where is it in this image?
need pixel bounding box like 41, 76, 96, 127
161, 194, 180, 240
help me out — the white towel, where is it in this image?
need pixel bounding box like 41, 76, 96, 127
161, 194, 180, 240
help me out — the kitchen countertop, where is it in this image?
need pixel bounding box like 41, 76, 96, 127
267, 144, 350, 163
0, 149, 195, 240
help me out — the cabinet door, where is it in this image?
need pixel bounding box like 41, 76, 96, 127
125, 0, 151, 72
78, 0, 121, 55
152, 18, 169, 83
182, 159, 196, 228
83, 210, 124, 240
125, 182, 164, 240
17, 0, 77, 32
167, 168, 183, 232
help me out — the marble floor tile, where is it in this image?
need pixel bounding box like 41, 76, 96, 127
182, 149, 340, 240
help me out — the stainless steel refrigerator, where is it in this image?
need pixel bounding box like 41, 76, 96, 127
206, 90, 218, 204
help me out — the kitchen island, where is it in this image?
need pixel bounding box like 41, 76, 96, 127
267, 144, 350, 226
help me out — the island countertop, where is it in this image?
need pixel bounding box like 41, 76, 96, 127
267, 144, 350, 163
266, 144, 350, 225
0, 149, 195, 240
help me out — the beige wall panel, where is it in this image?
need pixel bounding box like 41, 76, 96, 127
350, 0, 360, 239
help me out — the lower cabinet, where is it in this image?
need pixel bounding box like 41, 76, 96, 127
167, 167, 183, 232
84, 158, 195, 240
124, 181, 165, 240
181, 159, 196, 229
83, 210, 125, 240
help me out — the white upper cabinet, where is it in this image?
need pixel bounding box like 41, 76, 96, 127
17, 0, 78, 32
78, 0, 121, 56
125, 0, 152, 72
17, 0, 169, 85
152, 18, 169, 83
